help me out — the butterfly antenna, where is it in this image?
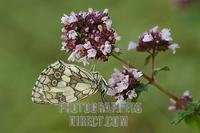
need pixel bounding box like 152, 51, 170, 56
101, 92, 107, 110
102, 78, 109, 88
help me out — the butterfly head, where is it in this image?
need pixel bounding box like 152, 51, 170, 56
92, 72, 108, 94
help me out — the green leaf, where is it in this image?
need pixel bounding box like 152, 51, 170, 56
154, 66, 170, 74
185, 114, 200, 132
135, 83, 149, 93
171, 99, 200, 132
171, 110, 194, 125
131, 83, 149, 102
189, 100, 200, 110
144, 55, 151, 66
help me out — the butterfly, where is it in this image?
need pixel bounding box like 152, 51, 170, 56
32, 60, 107, 104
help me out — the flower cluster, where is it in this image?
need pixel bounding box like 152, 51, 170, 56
168, 90, 193, 111
106, 67, 143, 105
128, 26, 180, 54
60, 8, 121, 65
175, 0, 192, 8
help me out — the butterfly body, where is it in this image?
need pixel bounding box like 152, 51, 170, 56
32, 60, 106, 104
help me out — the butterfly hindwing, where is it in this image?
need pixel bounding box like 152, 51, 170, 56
32, 60, 99, 104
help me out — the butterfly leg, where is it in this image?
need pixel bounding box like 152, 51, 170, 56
90, 60, 97, 72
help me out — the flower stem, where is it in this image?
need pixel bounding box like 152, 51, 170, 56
151, 48, 156, 81
111, 53, 179, 101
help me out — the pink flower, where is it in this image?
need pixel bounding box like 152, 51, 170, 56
168, 90, 192, 111
60, 8, 120, 65
107, 88, 117, 96
87, 49, 97, 58
101, 42, 112, 55
128, 26, 180, 54
108, 71, 127, 86
126, 67, 143, 79
142, 33, 153, 42
83, 41, 92, 49
107, 67, 142, 104
75, 45, 84, 51
181, 90, 192, 102
128, 41, 138, 51
115, 95, 126, 105
68, 51, 80, 62
168, 43, 180, 54
61, 13, 78, 24
67, 30, 78, 39
175, 0, 192, 8
127, 90, 137, 99
115, 75, 129, 93
114, 47, 120, 53
161, 28, 173, 41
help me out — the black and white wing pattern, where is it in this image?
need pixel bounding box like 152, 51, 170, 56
32, 60, 99, 104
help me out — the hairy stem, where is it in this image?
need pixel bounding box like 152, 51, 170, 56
151, 48, 156, 81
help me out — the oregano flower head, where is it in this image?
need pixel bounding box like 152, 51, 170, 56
106, 67, 143, 105
60, 8, 121, 65
128, 26, 180, 54
168, 90, 193, 111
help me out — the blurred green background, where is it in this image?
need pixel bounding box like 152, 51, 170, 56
0, 0, 200, 133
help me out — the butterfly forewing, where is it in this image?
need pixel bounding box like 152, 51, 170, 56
32, 60, 99, 104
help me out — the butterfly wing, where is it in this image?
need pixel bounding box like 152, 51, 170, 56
32, 60, 99, 104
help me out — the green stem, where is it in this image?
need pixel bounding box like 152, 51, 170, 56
151, 48, 156, 81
